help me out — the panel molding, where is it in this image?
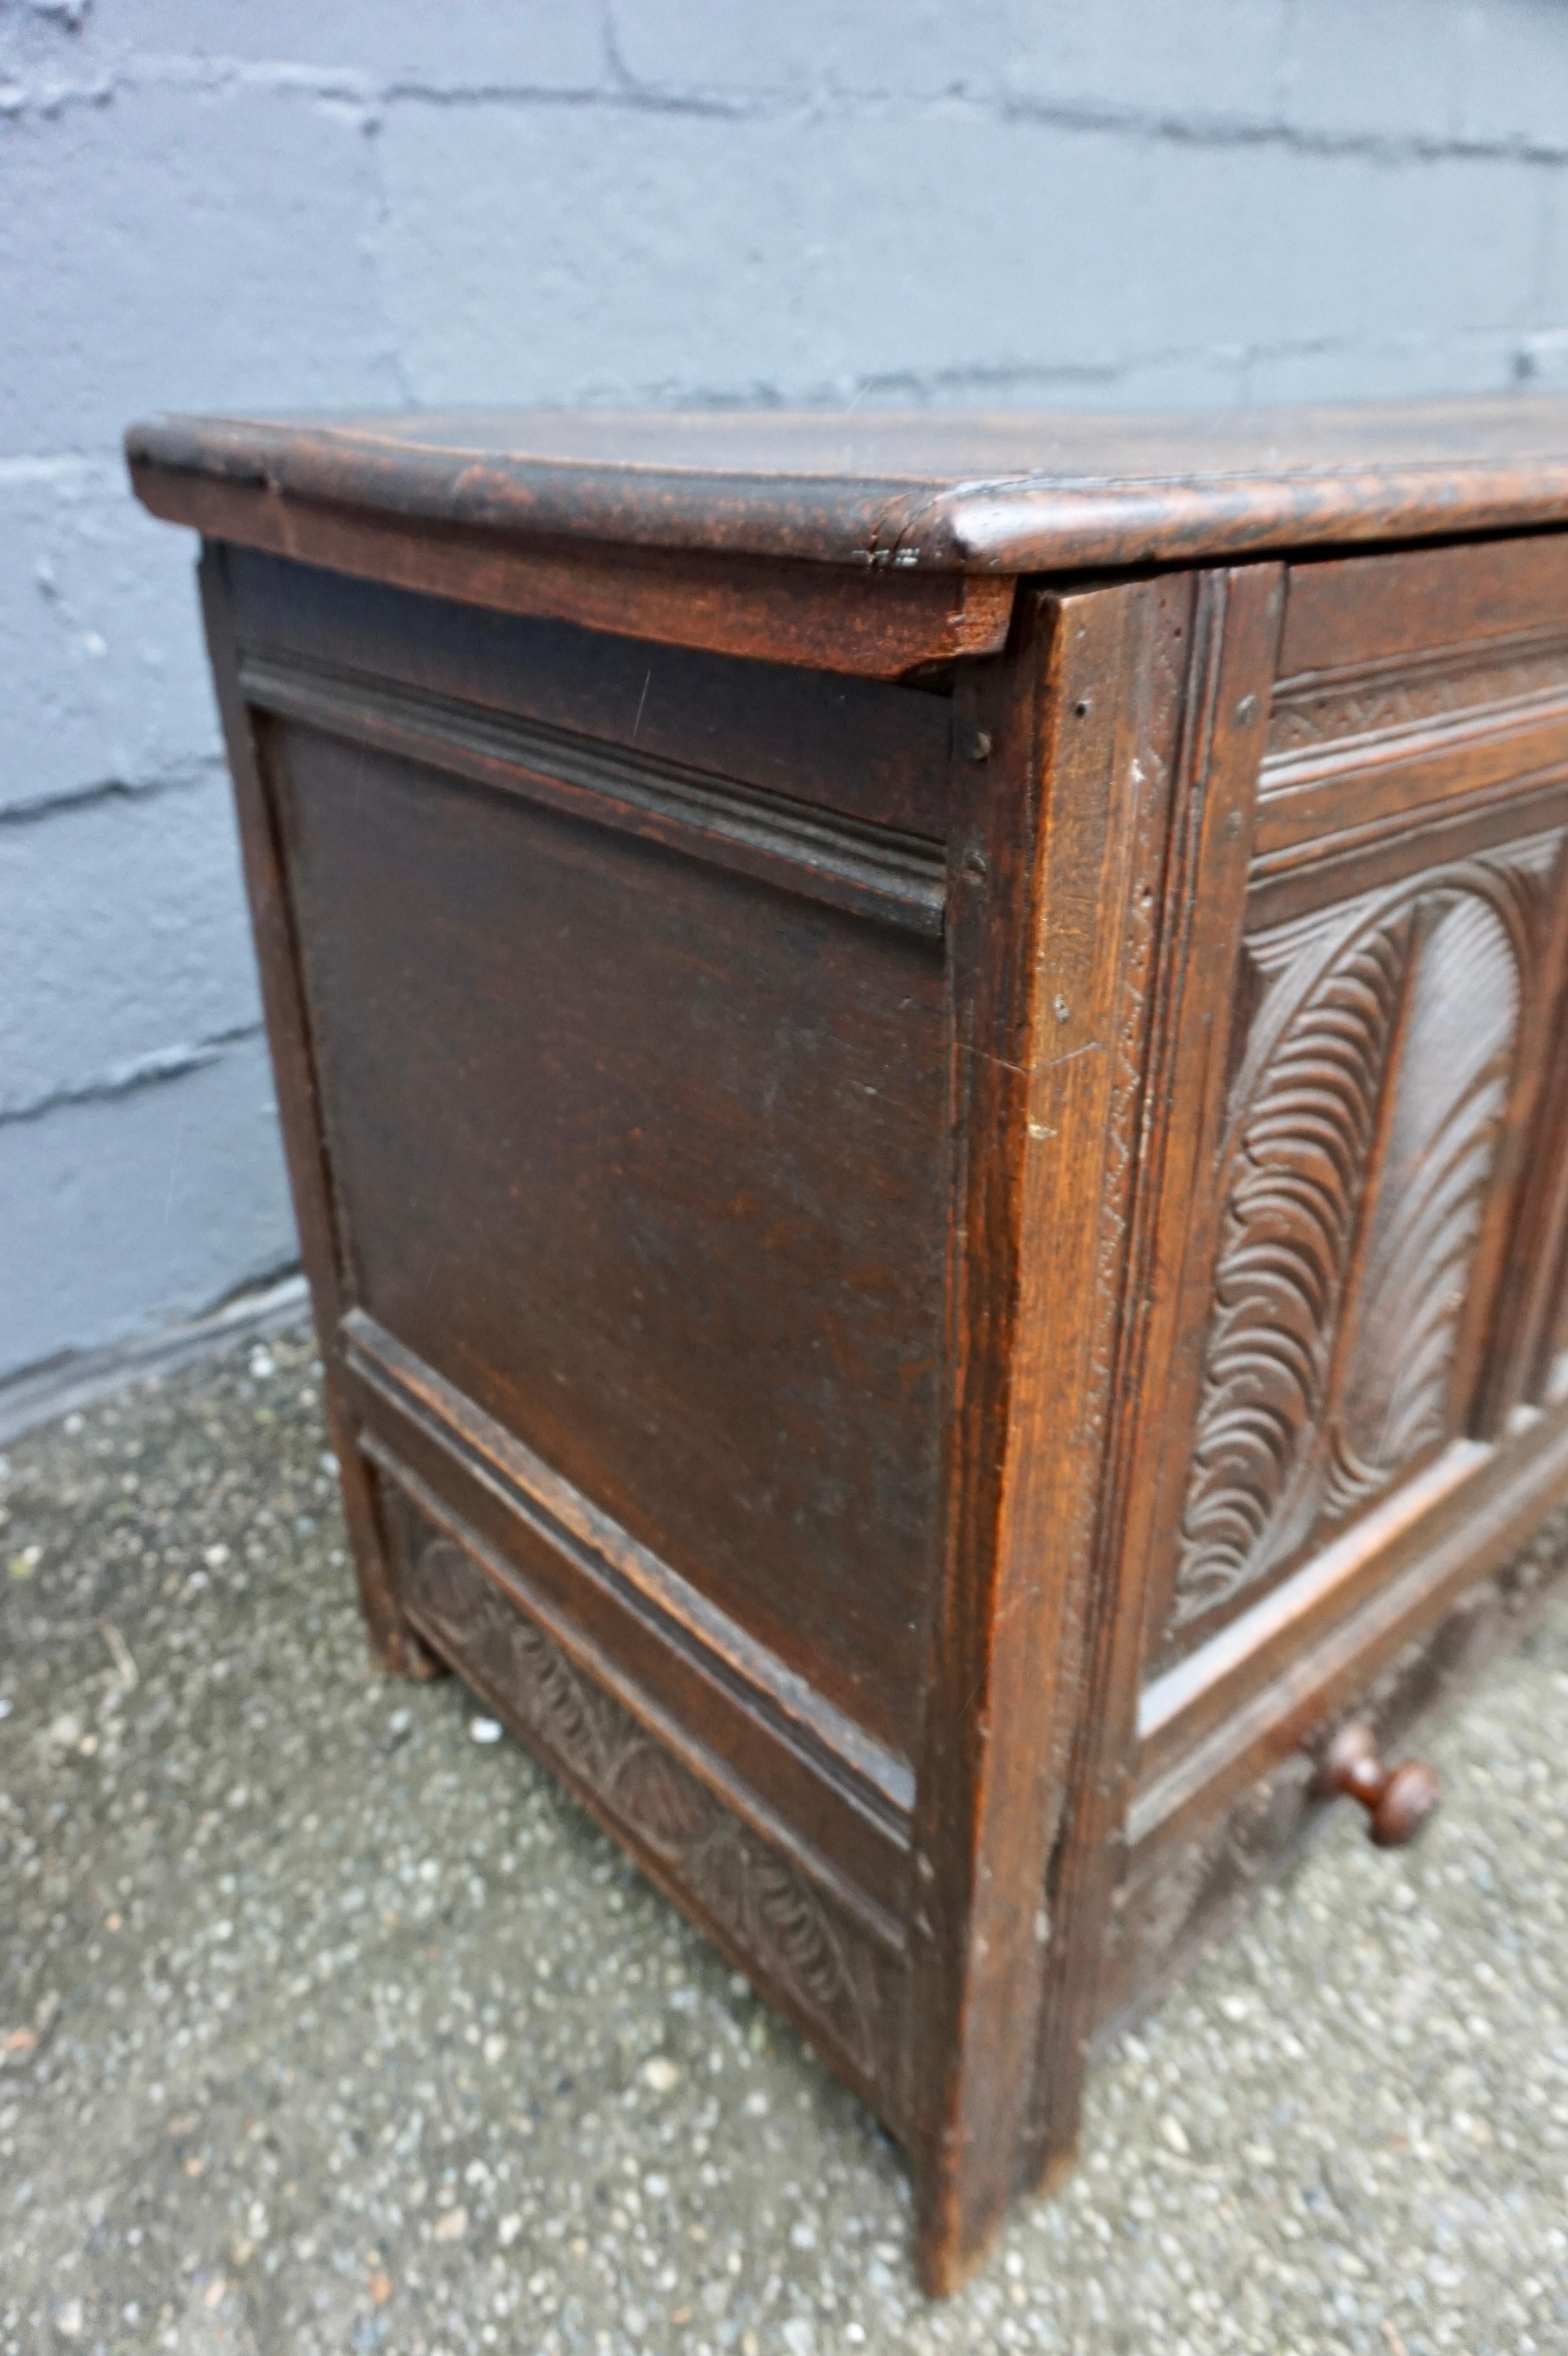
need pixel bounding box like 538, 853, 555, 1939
238, 643, 948, 937
1255, 728, 1568, 879
341, 1309, 913, 1836
1008, 564, 1288, 2210
1140, 1435, 1489, 1784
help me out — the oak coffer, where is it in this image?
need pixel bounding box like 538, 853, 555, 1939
129, 399, 1568, 2291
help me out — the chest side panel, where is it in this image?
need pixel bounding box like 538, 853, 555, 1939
222, 557, 957, 1981
271, 719, 947, 1758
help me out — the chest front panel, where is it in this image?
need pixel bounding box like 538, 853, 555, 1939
1099, 540, 1568, 2037
1155, 538, 1568, 1670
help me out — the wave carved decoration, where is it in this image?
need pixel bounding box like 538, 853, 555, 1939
1328, 895, 1521, 1517
393, 1503, 884, 2078
1172, 850, 1548, 1632
1174, 913, 1413, 1609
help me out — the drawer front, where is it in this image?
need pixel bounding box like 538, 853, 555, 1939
1100, 1495, 1568, 2049
1099, 538, 1568, 2035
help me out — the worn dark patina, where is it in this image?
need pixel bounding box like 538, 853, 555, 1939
132, 396, 1568, 2290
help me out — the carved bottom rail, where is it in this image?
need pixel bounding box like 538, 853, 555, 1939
378, 1476, 910, 2129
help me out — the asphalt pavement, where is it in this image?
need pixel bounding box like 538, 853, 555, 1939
2, 1328, 1565, 2355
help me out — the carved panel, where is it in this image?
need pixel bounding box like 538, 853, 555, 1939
1170, 845, 1556, 1641
383, 1485, 900, 2094
1328, 894, 1520, 1511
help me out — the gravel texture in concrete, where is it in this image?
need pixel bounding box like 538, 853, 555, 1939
2, 1328, 1566, 2355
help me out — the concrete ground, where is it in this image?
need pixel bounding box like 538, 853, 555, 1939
2, 1329, 1566, 2356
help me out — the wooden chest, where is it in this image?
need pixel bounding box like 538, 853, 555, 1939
130, 399, 1568, 2291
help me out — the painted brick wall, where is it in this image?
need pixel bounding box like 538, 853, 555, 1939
4, 0, 1568, 1381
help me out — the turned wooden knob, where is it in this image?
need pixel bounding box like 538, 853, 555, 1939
1318, 1721, 1440, 1847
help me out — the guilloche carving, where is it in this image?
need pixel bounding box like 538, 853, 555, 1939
1266, 628, 1568, 769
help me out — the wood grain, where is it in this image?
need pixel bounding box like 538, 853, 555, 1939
239, 643, 946, 937
132, 393, 1568, 576
223, 545, 961, 842
135, 460, 1014, 680
197, 548, 435, 1682
1101, 1485, 1568, 2041
346, 1316, 912, 1933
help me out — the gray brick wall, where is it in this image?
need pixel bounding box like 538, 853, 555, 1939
4, 0, 1568, 1382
